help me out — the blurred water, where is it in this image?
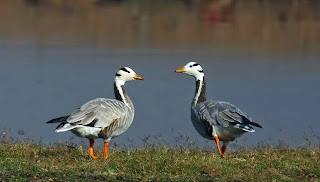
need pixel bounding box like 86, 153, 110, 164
1, 47, 319, 149
0, 0, 319, 149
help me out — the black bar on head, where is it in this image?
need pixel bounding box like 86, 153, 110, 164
120, 67, 130, 73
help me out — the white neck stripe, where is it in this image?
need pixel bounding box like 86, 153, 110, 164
193, 78, 203, 107
115, 80, 130, 108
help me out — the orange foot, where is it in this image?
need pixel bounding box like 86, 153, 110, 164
89, 139, 98, 159
90, 152, 98, 159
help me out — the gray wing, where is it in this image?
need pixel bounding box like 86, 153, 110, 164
66, 98, 129, 128
194, 101, 261, 129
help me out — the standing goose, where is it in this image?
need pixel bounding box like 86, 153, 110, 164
175, 62, 262, 157
47, 67, 143, 159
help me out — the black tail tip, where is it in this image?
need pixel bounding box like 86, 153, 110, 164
46, 116, 69, 124
251, 122, 262, 128
46, 119, 55, 124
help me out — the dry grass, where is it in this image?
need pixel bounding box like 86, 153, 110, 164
0, 141, 319, 181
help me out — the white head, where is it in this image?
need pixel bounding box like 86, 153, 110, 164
115, 67, 143, 85
175, 62, 204, 80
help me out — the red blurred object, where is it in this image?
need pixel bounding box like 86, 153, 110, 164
202, 9, 234, 23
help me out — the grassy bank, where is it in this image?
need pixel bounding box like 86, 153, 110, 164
0, 142, 319, 181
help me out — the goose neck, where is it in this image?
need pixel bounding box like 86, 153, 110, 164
114, 82, 133, 110
192, 77, 206, 107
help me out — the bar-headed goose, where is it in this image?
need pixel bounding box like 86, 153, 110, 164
175, 62, 262, 157
47, 67, 143, 159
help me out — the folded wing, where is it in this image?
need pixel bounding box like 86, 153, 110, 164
56, 98, 129, 132
194, 101, 261, 131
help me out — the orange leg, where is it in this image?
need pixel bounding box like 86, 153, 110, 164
89, 139, 98, 159
214, 136, 224, 157
221, 146, 227, 155
103, 142, 109, 159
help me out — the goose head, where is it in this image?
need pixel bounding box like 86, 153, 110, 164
115, 67, 143, 85
175, 62, 204, 80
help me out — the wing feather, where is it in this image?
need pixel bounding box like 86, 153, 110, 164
67, 106, 99, 123
66, 98, 128, 128
194, 100, 259, 129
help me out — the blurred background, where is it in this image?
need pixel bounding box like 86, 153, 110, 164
0, 0, 319, 149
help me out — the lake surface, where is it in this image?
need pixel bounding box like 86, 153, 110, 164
0, 0, 319, 149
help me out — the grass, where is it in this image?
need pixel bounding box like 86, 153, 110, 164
0, 140, 319, 182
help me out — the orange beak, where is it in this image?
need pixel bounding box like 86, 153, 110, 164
175, 67, 185, 73
133, 74, 143, 80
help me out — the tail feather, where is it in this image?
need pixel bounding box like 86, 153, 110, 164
46, 116, 69, 124
235, 124, 255, 132
47, 115, 77, 133
250, 121, 262, 128
55, 123, 77, 132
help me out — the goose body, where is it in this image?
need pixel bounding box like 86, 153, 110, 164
59, 98, 133, 140
47, 67, 143, 159
175, 62, 262, 157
